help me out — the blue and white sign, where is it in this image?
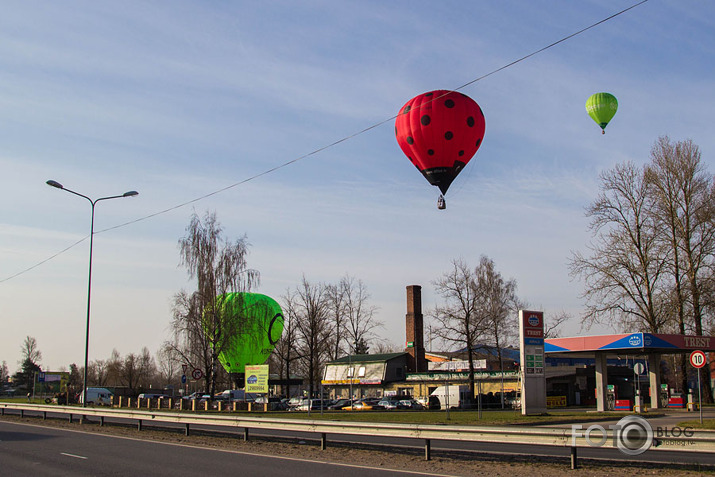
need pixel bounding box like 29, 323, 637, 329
628, 334, 642, 347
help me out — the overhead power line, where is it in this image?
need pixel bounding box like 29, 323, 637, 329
1, 0, 650, 284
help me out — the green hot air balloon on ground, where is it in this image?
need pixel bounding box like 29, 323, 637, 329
209, 292, 284, 375
586, 92, 618, 134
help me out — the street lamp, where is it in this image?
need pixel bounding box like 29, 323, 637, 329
46, 180, 138, 407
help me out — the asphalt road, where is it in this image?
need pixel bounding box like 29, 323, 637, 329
3, 406, 714, 472
0, 420, 440, 477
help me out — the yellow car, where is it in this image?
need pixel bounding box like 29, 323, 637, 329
341, 399, 382, 411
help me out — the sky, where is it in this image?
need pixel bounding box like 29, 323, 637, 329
2, 1, 714, 375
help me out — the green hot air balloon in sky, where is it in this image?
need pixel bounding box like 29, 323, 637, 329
585, 92, 618, 134
209, 292, 284, 375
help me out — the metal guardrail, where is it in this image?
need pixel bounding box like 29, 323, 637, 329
2, 403, 715, 469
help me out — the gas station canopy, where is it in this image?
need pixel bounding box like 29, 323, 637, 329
544, 332, 714, 412
545, 332, 715, 356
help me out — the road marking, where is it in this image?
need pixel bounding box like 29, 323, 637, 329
61, 452, 88, 460
3, 421, 452, 476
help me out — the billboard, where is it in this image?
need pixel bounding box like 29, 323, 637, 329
35, 372, 70, 395
244, 364, 269, 394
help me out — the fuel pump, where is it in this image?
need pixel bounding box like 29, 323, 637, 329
660, 384, 669, 408
606, 384, 616, 410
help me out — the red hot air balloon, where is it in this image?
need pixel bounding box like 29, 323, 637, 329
395, 90, 486, 209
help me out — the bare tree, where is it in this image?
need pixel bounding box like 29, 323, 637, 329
121, 353, 142, 391
325, 281, 347, 361
87, 359, 105, 386
68, 363, 82, 396
543, 311, 571, 339
271, 304, 299, 397
119, 348, 156, 392
1, 361, 9, 385
289, 276, 332, 400
20, 336, 42, 366
324, 275, 381, 359
156, 342, 180, 389
106, 349, 123, 386
571, 138, 715, 401
646, 136, 715, 401
139, 347, 156, 389
370, 340, 402, 354
169, 211, 259, 398
476, 255, 521, 409
15, 336, 43, 391
431, 259, 488, 399
569, 162, 669, 333
340, 275, 381, 355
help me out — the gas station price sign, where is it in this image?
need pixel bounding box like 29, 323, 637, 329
519, 310, 546, 414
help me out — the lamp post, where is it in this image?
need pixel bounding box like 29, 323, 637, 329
46, 180, 138, 407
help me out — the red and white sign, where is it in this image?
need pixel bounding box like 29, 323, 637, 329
191, 368, 204, 380
690, 350, 707, 369
522, 311, 544, 338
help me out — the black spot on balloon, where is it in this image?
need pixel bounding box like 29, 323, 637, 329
425, 92, 433, 97
444, 131, 453, 140
445, 99, 455, 108
459, 150, 465, 156
478, 106, 484, 118
467, 116, 475, 127
403, 105, 411, 114
421, 115, 431, 126
476, 138, 482, 148
407, 136, 414, 145
428, 149, 434, 155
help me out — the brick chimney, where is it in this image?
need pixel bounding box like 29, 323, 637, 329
405, 285, 427, 372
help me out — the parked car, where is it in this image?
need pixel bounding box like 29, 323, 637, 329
397, 399, 424, 410
377, 396, 405, 410
342, 398, 382, 411
291, 399, 326, 411
377, 399, 397, 410
327, 398, 352, 410
137, 393, 170, 400
174, 392, 210, 409
219, 389, 258, 402
287, 396, 305, 409
363, 398, 384, 410
254, 396, 289, 411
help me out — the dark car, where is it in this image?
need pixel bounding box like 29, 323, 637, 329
397, 399, 424, 410
254, 396, 289, 411
327, 399, 352, 410
362, 398, 384, 410
378, 398, 401, 409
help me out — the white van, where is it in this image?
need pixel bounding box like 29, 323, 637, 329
429, 385, 471, 410
80, 387, 113, 405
